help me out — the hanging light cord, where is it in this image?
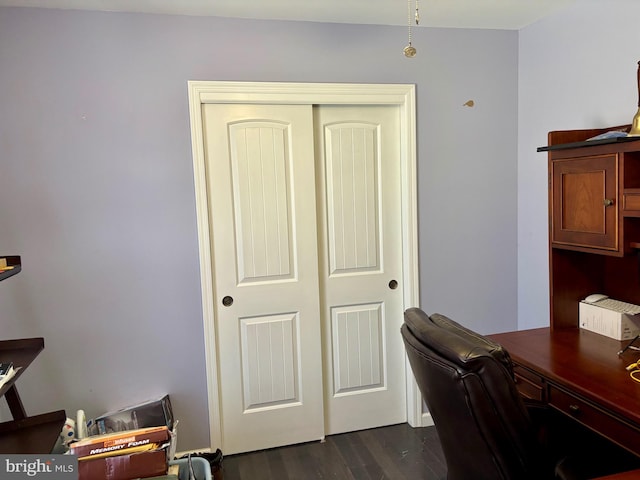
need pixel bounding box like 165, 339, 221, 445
408, 0, 412, 44
403, 0, 417, 57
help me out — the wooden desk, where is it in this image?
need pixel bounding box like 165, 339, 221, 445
597, 471, 640, 480
490, 327, 640, 458
521, 126, 640, 478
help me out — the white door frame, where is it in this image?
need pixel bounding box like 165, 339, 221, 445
187, 81, 424, 450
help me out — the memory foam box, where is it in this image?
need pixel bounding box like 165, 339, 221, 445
579, 301, 640, 340
96, 395, 173, 434
70, 425, 170, 459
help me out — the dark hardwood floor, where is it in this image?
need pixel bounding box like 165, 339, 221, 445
221, 423, 446, 480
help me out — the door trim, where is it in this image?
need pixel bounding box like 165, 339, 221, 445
187, 81, 423, 449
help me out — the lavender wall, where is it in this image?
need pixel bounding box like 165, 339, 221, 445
0, 7, 518, 450
518, 0, 640, 329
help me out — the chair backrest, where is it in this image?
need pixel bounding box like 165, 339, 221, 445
428, 312, 515, 378
402, 308, 549, 480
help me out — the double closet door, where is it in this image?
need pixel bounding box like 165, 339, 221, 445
203, 103, 406, 454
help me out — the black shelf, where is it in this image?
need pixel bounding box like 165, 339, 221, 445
0, 410, 67, 454
0, 338, 66, 453
538, 135, 640, 152
0, 256, 21, 282
0, 260, 66, 453
0, 338, 44, 400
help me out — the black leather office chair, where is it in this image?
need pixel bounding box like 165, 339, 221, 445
401, 308, 640, 480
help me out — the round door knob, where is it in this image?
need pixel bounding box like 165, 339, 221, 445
604, 198, 614, 207
388, 280, 399, 290
222, 296, 234, 307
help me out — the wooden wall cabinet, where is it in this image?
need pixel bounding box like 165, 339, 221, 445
551, 154, 618, 252
540, 127, 640, 329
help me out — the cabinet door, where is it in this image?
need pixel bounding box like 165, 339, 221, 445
551, 154, 618, 252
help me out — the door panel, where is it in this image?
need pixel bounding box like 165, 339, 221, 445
203, 104, 324, 454
240, 313, 299, 410
325, 122, 380, 273
315, 105, 407, 435
331, 303, 384, 395
229, 121, 294, 282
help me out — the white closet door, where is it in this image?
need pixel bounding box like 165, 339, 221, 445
314, 105, 407, 434
202, 104, 324, 454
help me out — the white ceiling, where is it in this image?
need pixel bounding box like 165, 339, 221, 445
0, 0, 576, 30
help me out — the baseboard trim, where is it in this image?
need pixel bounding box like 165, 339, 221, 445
421, 412, 434, 427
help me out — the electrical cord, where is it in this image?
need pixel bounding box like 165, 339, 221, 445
625, 359, 640, 383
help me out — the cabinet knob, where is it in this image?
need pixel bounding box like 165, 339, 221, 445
604, 198, 614, 207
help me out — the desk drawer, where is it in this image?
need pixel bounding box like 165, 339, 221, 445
548, 385, 640, 455
513, 364, 545, 401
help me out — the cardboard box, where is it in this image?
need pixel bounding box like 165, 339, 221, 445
579, 301, 640, 340
96, 395, 173, 434
78, 448, 168, 480
70, 425, 170, 459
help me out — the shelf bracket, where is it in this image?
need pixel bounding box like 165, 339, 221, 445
4, 385, 26, 421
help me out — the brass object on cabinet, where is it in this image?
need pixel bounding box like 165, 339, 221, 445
628, 61, 640, 136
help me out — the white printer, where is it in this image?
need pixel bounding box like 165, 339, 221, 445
579, 293, 640, 340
